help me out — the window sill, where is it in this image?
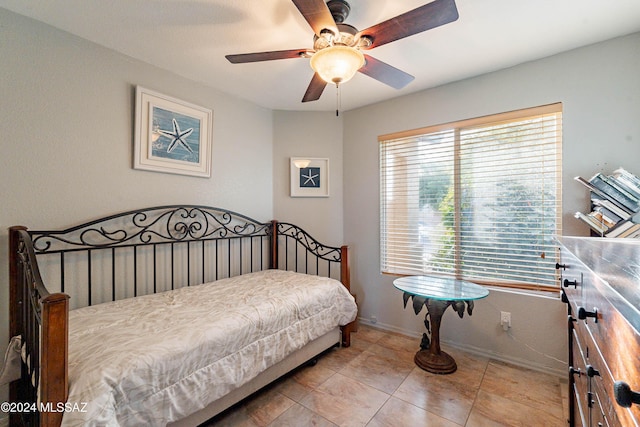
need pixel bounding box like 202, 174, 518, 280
485, 285, 560, 300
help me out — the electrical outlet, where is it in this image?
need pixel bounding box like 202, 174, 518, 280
500, 311, 511, 330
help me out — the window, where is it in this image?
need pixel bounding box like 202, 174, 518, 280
380, 104, 562, 290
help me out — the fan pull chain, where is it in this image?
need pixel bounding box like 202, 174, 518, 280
335, 83, 341, 117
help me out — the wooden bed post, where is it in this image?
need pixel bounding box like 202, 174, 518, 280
9, 226, 69, 426
339, 245, 356, 347
340, 245, 350, 292
40, 293, 69, 427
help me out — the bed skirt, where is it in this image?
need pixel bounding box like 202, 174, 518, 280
168, 327, 340, 426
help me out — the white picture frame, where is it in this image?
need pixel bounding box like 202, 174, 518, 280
134, 86, 213, 178
290, 158, 329, 197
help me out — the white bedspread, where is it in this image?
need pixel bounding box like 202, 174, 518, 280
61, 270, 357, 426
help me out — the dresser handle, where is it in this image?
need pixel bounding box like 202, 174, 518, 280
586, 365, 600, 378
555, 263, 567, 270
569, 366, 581, 378
614, 381, 640, 408
563, 279, 578, 288
578, 306, 598, 323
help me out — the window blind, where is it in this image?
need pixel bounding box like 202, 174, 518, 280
380, 104, 563, 290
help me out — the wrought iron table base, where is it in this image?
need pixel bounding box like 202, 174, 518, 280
414, 299, 457, 374
414, 350, 457, 374
394, 275, 488, 376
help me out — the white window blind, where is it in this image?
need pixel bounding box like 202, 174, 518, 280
380, 104, 562, 290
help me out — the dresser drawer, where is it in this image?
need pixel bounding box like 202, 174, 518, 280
592, 373, 616, 427
571, 328, 589, 427
570, 276, 640, 426
560, 238, 640, 427
581, 326, 621, 427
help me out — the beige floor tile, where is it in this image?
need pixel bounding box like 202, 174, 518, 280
290, 363, 337, 390
316, 344, 364, 372
271, 374, 315, 403
243, 388, 295, 427
559, 378, 570, 422
466, 389, 565, 427
269, 402, 337, 427
205, 406, 260, 427
299, 373, 390, 427
432, 345, 490, 389
339, 349, 414, 394
479, 360, 564, 420
349, 337, 373, 352
351, 326, 387, 344
366, 396, 462, 427
366, 339, 418, 366
376, 331, 421, 353
204, 328, 567, 427
393, 368, 477, 425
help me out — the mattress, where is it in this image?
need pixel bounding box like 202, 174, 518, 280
61, 270, 357, 426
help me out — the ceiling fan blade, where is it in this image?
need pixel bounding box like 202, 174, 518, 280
226, 49, 308, 63
358, 0, 459, 50
302, 73, 328, 102
291, 0, 339, 37
359, 54, 414, 89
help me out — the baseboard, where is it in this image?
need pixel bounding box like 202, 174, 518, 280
357, 317, 566, 378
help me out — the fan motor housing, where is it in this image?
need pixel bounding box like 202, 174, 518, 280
327, 0, 351, 23
314, 23, 359, 50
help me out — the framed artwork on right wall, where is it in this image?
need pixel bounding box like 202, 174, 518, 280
290, 157, 329, 197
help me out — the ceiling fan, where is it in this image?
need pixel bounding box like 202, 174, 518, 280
226, 0, 459, 103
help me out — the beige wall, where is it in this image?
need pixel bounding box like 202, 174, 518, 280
0, 9, 273, 410
342, 32, 640, 374
273, 111, 344, 245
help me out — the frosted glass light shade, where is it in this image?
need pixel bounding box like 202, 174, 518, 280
310, 45, 365, 85
293, 159, 311, 168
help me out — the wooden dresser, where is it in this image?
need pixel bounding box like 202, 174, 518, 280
558, 237, 640, 427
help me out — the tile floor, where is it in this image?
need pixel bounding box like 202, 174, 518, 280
205, 326, 568, 427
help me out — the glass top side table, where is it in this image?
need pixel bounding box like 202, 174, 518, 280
393, 275, 489, 374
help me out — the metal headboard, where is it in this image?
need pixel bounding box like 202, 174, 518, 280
27, 205, 272, 307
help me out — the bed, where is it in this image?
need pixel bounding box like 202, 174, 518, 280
8, 205, 358, 426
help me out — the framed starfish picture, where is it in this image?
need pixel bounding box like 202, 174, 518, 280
134, 86, 213, 177
290, 158, 329, 197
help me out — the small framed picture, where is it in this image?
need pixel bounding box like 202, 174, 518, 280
290, 158, 329, 197
134, 86, 213, 177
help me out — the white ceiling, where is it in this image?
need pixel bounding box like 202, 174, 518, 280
2, 0, 640, 112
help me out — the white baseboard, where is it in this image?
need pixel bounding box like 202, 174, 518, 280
357, 317, 566, 378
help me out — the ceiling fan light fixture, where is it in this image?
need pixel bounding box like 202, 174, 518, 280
293, 159, 311, 168
310, 45, 365, 85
